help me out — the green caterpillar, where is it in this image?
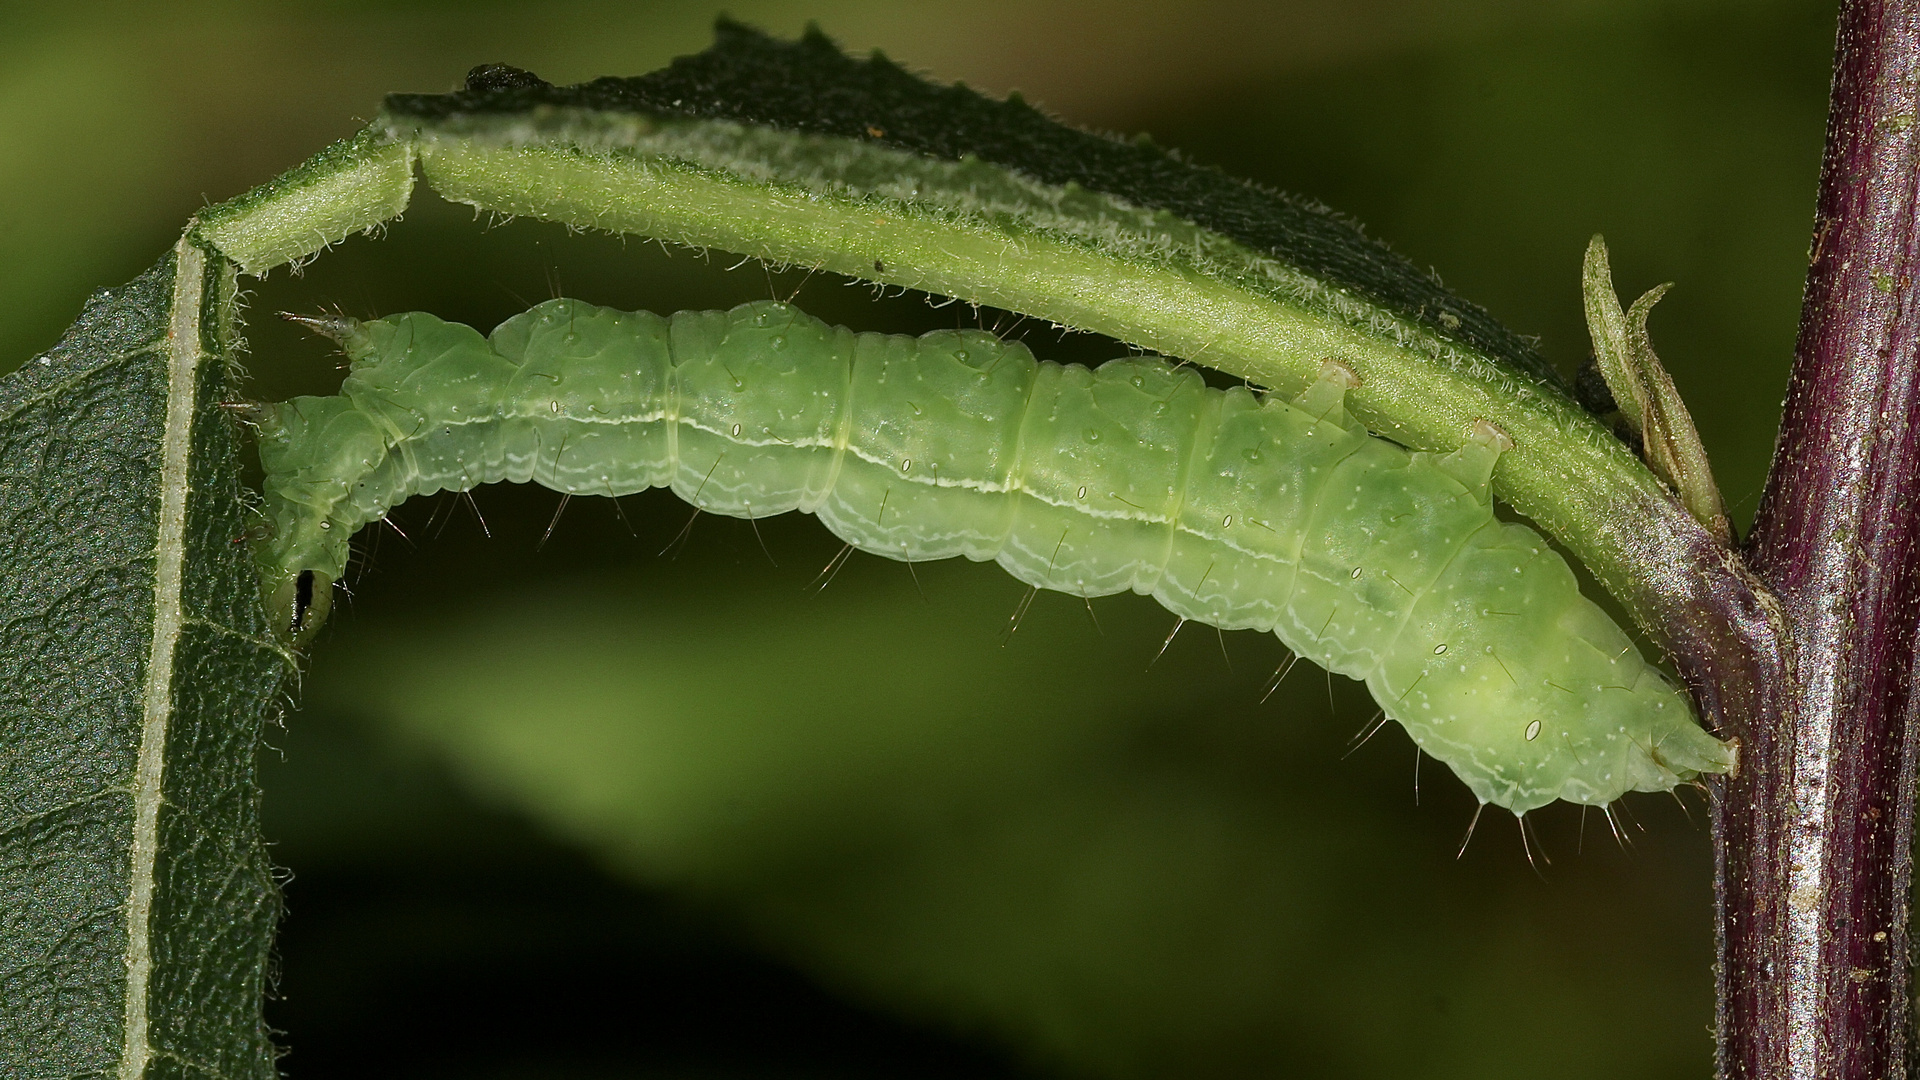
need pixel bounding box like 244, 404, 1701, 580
252, 297, 1734, 814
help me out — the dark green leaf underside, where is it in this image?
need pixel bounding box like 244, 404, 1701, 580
0, 248, 288, 1079
385, 19, 1561, 391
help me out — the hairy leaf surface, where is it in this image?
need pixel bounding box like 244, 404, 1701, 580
371, 21, 1705, 649
0, 243, 288, 1079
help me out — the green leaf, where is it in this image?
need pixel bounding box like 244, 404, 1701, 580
374, 21, 1697, 643
191, 128, 415, 277
0, 240, 290, 1078
1582, 234, 1730, 543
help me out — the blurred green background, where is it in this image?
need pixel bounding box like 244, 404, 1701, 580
4, 1, 1834, 1076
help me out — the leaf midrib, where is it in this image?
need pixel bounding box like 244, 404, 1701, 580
117, 236, 204, 1080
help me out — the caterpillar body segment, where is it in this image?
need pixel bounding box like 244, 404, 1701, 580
253, 298, 1734, 812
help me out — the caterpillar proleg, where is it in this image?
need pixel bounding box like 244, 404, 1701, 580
253, 298, 1733, 813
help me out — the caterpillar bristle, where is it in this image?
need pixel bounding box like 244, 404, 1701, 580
217, 400, 270, 424
279, 310, 358, 342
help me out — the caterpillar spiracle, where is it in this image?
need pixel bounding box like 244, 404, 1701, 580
253, 297, 1735, 814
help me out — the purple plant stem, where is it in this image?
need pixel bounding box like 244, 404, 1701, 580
1733, 1, 1920, 1076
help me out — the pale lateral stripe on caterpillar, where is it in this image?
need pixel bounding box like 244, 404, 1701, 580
253, 298, 1733, 814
